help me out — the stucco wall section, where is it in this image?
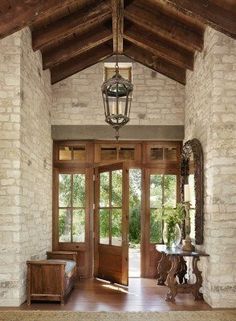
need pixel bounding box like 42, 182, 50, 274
185, 27, 236, 308
51, 62, 185, 126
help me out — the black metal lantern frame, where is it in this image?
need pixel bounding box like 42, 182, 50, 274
101, 66, 133, 140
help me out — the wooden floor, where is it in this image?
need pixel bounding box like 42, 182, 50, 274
17, 278, 211, 312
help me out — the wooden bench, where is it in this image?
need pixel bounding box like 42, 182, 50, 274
27, 251, 78, 305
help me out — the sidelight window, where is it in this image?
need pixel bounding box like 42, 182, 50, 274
58, 173, 86, 243
150, 174, 177, 243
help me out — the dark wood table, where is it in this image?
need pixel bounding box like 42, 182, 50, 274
156, 245, 209, 302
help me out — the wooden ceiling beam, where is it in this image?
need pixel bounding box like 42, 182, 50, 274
160, 0, 236, 39
51, 43, 113, 84
124, 2, 204, 52
124, 42, 186, 85
112, 0, 124, 53
0, 0, 77, 39
124, 25, 194, 70
32, 0, 111, 51
43, 25, 112, 69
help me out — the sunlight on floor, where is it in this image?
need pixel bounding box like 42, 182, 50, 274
102, 284, 136, 295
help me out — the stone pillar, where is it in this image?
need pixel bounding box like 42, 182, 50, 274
0, 32, 22, 306
185, 27, 236, 308
0, 28, 52, 306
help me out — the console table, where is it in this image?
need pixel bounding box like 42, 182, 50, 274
156, 245, 209, 302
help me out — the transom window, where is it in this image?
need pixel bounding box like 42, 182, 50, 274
104, 62, 132, 82
59, 145, 86, 161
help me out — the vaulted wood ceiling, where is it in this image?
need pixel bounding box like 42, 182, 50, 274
0, 0, 235, 85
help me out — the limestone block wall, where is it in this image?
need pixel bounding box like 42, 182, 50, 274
0, 32, 22, 306
52, 62, 185, 126
18, 28, 52, 303
0, 28, 52, 306
185, 27, 236, 308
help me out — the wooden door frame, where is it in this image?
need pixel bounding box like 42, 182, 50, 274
141, 166, 180, 277
52, 140, 182, 279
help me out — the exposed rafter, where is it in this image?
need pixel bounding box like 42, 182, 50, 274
32, 0, 111, 51
112, 0, 124, 53
43, 25, 112, 69
159, 0, 236, 39
51, 43, 113, 84
1, 0, 234, 85
124, 42, 186, 85
124, 1, 204, 52
124, 25, 194, 70
0, 0, 77, 39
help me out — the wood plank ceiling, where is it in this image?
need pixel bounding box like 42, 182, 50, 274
0, 0, 235, 85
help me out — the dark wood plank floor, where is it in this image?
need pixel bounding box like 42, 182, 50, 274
17, 278, 211, 311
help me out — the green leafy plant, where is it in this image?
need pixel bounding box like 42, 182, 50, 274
162, 203, 185, 247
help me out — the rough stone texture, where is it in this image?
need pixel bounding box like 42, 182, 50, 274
52, 62, 185, 126
0, 32, 22, 307
0, 28, 52, 306
185, 27, 236, 308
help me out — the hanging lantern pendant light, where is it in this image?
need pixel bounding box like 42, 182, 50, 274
101, 3, 133, 140
101, 60, 133, 140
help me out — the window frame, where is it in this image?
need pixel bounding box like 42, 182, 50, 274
149, 172, 178, 244
53, 167, 90, 251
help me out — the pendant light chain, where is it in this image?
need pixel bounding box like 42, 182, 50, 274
115, 0, 119, 76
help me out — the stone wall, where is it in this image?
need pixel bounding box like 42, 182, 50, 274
185, 27, 236, 308
18, 28, 52, 303
0, 29, 52, 306
0, 32, 22, 306
0, 24, 235, 309
52, 62, 185, 126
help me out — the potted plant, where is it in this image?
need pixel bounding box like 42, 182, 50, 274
162, 203, 185, 248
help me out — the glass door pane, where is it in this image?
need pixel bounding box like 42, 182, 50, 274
112, 170, 122, 207
111, 209, 122, 246
98, 169, 123, 246
99, 209, 110, 245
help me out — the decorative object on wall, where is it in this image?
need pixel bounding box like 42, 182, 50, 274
180, 138, 204, 245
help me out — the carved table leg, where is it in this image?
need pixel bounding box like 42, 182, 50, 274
176, 257, 187, 284
191, 256, 203, 300
157, 253, 168, 285
165, 256, 179, 302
